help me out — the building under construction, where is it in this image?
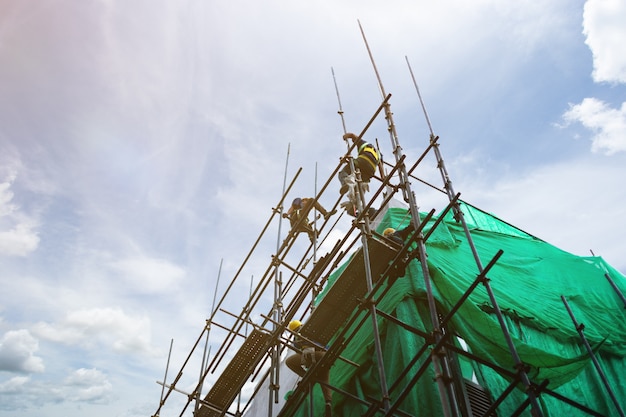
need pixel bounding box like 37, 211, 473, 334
151, 39, 626, 417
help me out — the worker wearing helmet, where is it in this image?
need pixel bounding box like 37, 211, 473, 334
338, 132, 380, 196
287, 319, 302, 332
285, 319, 333, 416
383, 222, 415, 246
382, 223, 416, 284
283, 197, 336, 243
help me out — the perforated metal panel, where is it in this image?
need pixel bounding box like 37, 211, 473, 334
300, 238, 397, 345
196, 329, 271, 417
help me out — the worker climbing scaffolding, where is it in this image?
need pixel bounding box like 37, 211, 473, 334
285, 319, 333, 417
283, 197, 336, 243
338, 132, 380, 217
383, 223, 415, 246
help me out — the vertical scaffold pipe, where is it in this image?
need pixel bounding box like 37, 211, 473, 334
561, 295, 625, 417
311, 162, 319, 309
357, 20, 454, 417
331, 67, 348, 135
406, 56, 544, 416
314, 162, 319, 261
332, 65, 370, 228
591, 250, 626, 309
269, 144, 291, 415
155, 338, 173, 416
194, 259, 223, 415
342, 26, 392, 413
237, 275, 255, 416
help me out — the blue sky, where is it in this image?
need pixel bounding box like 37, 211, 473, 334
1, 1, 625, 416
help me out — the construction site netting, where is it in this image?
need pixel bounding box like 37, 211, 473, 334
297, 202, 626, 416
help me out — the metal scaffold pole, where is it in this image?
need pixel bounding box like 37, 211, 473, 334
357, 20, 455, 417
237, 274, 255, 417
561, 295, 625, 417
269, 144, 291, 416
333, 61, 391, 412
153, 338, 173, 417
591, 249, 626, 309
406, 55, 544, 417
194, 258, 223, 415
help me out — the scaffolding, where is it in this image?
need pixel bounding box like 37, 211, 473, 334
151, 39, 626, 417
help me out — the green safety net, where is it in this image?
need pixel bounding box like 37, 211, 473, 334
296, 203, 626, 417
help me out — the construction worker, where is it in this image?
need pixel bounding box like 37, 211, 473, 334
382, 223, 415, 246
283, 198, 336, 243
382, 223, 416, 283
338, 132, 380, 196
285, 319, 333, 417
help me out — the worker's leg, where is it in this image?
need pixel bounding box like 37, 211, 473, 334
303, 199, 335, 222
297, 221, 313, 233
286, 354, 306, 377
313, 351, 332, 403
354, 160, 375, 193
306, 229, 317, 243
338, 164, 352, 194
311, 200, 328, 216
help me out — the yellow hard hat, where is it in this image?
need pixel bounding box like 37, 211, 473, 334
383, 228, 396, 237
288, 320, 302, 331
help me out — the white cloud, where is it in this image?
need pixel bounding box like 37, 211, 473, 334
562, 98, 626, 155
583, 0, 626, 83
109, 256, 186, 294
0, 369, 112, 410
63, 368, 113, 403
0, 376, 29, 394
0, 221, 40, 256
0, 179, 16, 214
0, 330, 44, 373
32, 307, 158, 356
0, 177, 40, 257
560, 1, 626, 157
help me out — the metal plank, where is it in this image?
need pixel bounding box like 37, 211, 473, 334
196, 329, 271, 417
300, 238, 397, 346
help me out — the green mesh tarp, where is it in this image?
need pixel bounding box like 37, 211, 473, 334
296, 203, 626, 416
